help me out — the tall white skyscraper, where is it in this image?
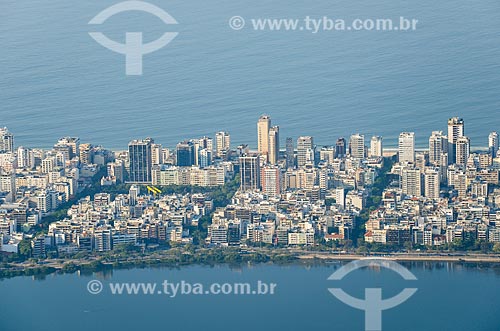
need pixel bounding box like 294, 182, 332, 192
401, 167, 421, 197
398, 132, 415, 163
424, 168, 440, 199
370, 136, 383, 157
0, 128, 14, 153
193, 137, 213, 166
335, 188, 346, 209
59, 137, 80, 157
268, 126, 280, 165
297, 136, 314, 167
429, 131, 446, 166
455, 136, 470, 166
447, 117, 464, 164
489, 132, 499, 158
129, 185, 140, 206
349, 134, 365, 159
17, 146, 34, 169
151, 143, 163, 166
215, 131, 230, 157
319, 146, 335, 164
257, 115, 271, 156
0, 173, 15, 203
260, 165, 280, 196
198, 148, 212, 168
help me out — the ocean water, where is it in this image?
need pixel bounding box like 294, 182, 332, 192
0, 263, 499, 331
1, 0, 500, 150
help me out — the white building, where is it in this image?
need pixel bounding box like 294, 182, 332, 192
215, 131, 230, 158
399, 132, 415, 163
297, 136, 314, 167
455, 136, 470, 166
429, 131, 446, 166
350, 134, 365, 159
489, 132, 499, 158
257, 115, 271, 157
424, 168, 440, 199
370, 136, 383, 157
261, 166, 281, 197
402, 167, 421, 197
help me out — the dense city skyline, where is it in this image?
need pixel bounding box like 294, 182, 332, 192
1, 116, 498, 153
1, 115, 500, 258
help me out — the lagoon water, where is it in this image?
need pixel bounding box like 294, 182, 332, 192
1, 0, 500, 149
0, 263, 499, 331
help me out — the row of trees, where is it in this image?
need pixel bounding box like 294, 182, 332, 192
352, 156, 396, 248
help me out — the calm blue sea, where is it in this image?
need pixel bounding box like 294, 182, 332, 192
0, 263, 499, 331
1, 0, 500, 149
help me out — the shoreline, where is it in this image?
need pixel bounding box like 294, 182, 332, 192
296, 252, 500, 263
2, 251, 500, 280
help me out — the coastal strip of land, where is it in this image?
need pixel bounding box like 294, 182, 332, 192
2, 249, 500, 280
296, 252, 500, 263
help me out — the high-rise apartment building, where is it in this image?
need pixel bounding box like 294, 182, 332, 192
0, 173, 15, 202
440, 153, 449, 183
335, 138, 347, 158
215, 131, 230, 157
53, 144, 71, 162
0, 128, 14, 153
370, 136, 383, 157
79, 143, 94, 165
350, 134, 365, 159
429, 131, 447, 166
193, 137, 213, 166
240, 153, 260, 191
297, 136, 314, 167
455, 136, 470, 166
257, 115, 271, 156
17, 146, 35, 169
335, 188, 346, 208
129, 185, 140, 206
56, 137, 80, 159
286, 137, 294, 168
176, 141, 195, 167
319, 146, 335, 164
447, 117, 465, 164
401, 168, 422, 197
198, 148, 212, 168
151, 143, 163, 166
398, 132, 415, 163
128, 138, 153, 183
107, 159, 125, 183
268, 126, 280, 165
424, 168, 440, 199
41, 157, 56, 174
454, 172, 467, 199
261, 165, 280, 197
489, 132, 499, 158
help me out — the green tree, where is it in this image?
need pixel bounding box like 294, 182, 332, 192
18, 240, 32, 258
480, 241, 490, 253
